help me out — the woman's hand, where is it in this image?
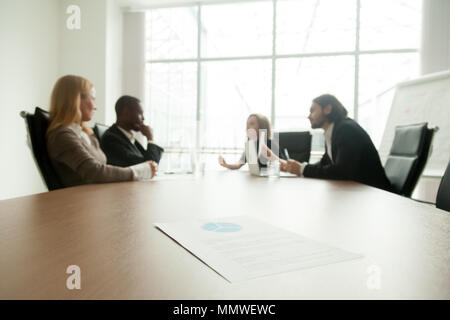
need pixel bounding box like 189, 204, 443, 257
219, 155, 245, 170
259, 143, 279, 162
147, 160, 158, 178
218, 155, 228, 168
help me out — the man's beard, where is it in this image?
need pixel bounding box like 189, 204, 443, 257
310, 117, 326, 129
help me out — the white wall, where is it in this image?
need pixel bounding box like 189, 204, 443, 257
59, 0, 124, 126
122, 12, 146, 104
0, 0, 124, 200
106, 0, 124, 125
59, 0, 108, 125
0, 0, 60, 200
421, 0, 450, 75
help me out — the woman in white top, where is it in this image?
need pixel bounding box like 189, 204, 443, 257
218, 113, 275, 170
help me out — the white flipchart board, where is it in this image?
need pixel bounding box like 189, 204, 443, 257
379, 70, 450, 177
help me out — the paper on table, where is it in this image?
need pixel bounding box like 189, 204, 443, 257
155, 216, 363, 283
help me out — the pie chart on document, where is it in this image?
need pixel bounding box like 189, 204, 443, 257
202, 222, 242, 233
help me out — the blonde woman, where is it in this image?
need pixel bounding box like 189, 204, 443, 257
46, 75, 157, 187
218, 113, 276, 170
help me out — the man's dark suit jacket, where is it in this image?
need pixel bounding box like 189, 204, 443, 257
303, 118, 392, 191
100, 124, 164, 167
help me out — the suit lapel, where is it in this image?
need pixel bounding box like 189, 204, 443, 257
111, 125, 141, 154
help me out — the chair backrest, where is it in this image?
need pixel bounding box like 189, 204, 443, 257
436, 159, 450, 212
21, 107, 63, 191
93, 123, 109, 141
278, 131, 312, 163
384, 123, 436, 197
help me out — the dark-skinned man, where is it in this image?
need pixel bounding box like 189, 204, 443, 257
101, 95, 164, 168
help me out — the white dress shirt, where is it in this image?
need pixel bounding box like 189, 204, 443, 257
115, 125, 153, 180
117, 126, 136, 144
324, 122, 335, 163
298, 123, 334, 177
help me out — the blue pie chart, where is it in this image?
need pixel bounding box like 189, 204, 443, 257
202, 222, 242, 232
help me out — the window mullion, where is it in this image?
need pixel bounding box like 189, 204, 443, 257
196, 4, 202, 152
354, 0, 361, 121
271, 0, 277, 128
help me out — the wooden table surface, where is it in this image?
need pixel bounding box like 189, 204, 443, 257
1, 170, 449, 299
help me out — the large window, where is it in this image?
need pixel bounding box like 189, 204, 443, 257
145, 0, 421, 170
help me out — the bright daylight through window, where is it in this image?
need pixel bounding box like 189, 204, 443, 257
144, 0, 421, 171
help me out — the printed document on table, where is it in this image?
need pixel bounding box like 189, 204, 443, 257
155, 216, 362, 283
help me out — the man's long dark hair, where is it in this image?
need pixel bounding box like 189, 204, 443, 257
313, 94, 348, 123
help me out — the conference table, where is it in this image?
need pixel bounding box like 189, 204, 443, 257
1, 170, 449, 299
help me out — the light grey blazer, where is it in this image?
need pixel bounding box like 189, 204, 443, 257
47, 125, 134, 187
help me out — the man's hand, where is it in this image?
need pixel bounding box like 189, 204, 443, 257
147, 160, 158, 178
139, 124, 153, 141
280, 159, 288, 171
283, 159, 302, 176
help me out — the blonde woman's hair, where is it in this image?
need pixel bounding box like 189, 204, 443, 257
47, 75, 94, 137
248, 113, 272, 140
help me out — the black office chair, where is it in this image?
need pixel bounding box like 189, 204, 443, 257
93, 123, 109, 141
278, 131, 312, 163
384, 123, 437, 197
20, 107, 63, 191
436, 159, 450, 212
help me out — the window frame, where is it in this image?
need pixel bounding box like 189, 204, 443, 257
144, 0, 420, 154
